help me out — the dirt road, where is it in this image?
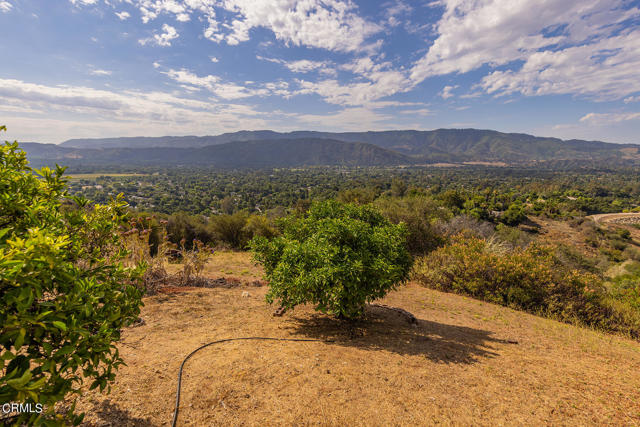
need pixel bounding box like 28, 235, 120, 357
589, 212, 640, 224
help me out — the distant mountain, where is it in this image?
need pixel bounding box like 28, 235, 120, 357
56, 128, 640, 165
23, 138, 412, 168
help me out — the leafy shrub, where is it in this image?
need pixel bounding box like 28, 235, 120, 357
165, 212, 212, 250
336, 187, 377, 205
243, 215, 278, 240
251, 200, 412, 319
412, 236, 640, 337
608, 262, 640, 311
0, 133, 145, 425
208, 211, 249, 249
617, 228, 631, 240
500, 202, 526, 226
374, 196, 448, 254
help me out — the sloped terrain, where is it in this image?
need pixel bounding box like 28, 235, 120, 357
73, 253, 640, 426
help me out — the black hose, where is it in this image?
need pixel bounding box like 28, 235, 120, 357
171, 337, 332, 427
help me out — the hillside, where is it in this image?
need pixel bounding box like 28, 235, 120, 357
54, 128, 640, 166
71, 252, 640, 426
23, 138, 411, 168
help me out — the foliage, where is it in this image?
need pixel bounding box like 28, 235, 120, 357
251, 200, 413, 319
608, 261, 640, 312
0, 133, 145, 425
208, 212, 250, 249
500, 202, 526, 226
412, 236, 640, 337
374, 196, 448, 254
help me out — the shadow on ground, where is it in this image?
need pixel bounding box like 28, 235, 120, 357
285, 304, 514, 364
82, 400, 155, 427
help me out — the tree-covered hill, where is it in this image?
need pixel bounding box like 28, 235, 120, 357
23, 128, 640, 167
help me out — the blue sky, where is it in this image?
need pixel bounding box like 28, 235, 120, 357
1, 0, 639, 144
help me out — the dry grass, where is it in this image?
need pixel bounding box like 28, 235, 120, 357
73, 252, 640, 426
165, 250, 263, 281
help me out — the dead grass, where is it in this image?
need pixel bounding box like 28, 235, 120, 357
73, 251, 640, 426
165, 250, 263, 281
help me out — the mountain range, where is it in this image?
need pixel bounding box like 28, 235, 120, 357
20, 129, 640, 168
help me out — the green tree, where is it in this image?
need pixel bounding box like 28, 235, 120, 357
251, 200, 412, 319
0, 129, 145, 425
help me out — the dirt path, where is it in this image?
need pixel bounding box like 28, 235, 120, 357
589, 212, 640, 224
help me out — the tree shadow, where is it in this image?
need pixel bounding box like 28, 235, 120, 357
83, 399, 155, 427
285, 304, 515, 364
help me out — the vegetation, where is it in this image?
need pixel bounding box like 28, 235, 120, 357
412, 236, 640, 337
251, 200, 413, 319
0, 130, 145, 425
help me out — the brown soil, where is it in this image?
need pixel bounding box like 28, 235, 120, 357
74, 253, 640, 426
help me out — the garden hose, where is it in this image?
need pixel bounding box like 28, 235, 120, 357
171, 337, 333, 427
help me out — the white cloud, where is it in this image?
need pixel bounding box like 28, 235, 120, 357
479, 32, 640, 101
162, 68, 291, 100
90, 69, 112, 76
410, 0, 640, 102
579, 112, 640, 126
257, 56, 335, 75
624, 96, 640, 104
439, 85, 457, 100
209, 56, 219, 63
0, 1, 12, 13
295, 56, 413, 106
383, 0, 412, 27
69, 0, 98, 5
115, 11, 130, 20
80, 0, 381, 53
139, 24, 179, 47
0, 78, 284, 142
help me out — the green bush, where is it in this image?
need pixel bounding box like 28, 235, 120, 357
500, 202, 526, 226
250, 200, 412, 319
412, 236, 640, 337
165, 211, 212, 250
0, 132, 145, 425
209, 211, 249, 249
374, 196, 448, 254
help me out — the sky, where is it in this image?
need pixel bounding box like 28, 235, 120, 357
0, 0, 639, 144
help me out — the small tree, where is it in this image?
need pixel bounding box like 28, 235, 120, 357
0, 129, 145, 425
251, 200, 412, 319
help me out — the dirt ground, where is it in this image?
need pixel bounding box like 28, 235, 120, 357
73, 253, 640, 426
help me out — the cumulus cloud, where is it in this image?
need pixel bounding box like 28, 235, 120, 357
74, 0, 381, 53
410, 0, 640, 102
115, 11, 130, 20
138, 24, 179, 47
0, 1, 12, 13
